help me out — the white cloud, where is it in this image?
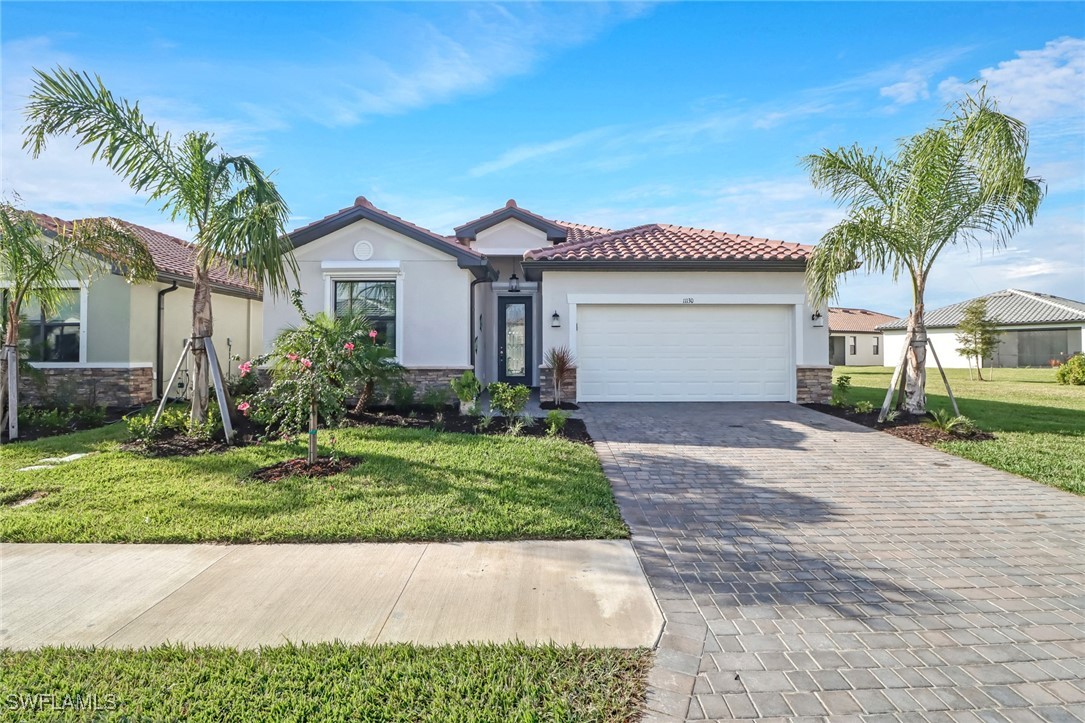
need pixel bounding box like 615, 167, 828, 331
937, 37, 1085, 125
880, 75, 930, 105
469, 128, 616, 178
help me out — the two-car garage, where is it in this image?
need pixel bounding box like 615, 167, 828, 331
575, 304, 794, 402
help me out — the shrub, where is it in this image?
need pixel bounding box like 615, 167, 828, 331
449, 370, 482, 404
72, 405, 106, 428
924, 409, 977, 435
488, 382, 530, 418
853, 400, 875, 414
392, 384, 416, 413
20, 407, 73, 434
831, 374, 852, 406
1056, 353, 1085, 385
126, 405, 188, 441
545, 409, 569, 436
351, 333, 405, 412
421, 387, 450, 412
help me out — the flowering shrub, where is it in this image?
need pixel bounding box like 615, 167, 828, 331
243, 290, 371, 464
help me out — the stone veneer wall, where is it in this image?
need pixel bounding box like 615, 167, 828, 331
538, 367, 577, 404
21, 366, 154, 408
796, 365, 833, 404
401, 368, 471, 397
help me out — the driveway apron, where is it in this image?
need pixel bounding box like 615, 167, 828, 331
584, 402, 1085, 722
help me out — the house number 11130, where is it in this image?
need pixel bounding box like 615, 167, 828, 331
682, 297, 695, 304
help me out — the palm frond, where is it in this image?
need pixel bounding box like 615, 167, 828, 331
23, 67, 183, 207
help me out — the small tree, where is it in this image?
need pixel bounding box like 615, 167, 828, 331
247, 291, 367, 465
955, 299, 1003, 380
351, 336, 404, 413
1, 203, 156, 439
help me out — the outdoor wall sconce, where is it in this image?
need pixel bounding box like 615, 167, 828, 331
811, 311, 825, 327
551, 311, 561, 328
508, 274, 521, 292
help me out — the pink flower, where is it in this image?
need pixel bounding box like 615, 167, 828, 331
369, 330, 379, 339
238, 361, 253, 377
343, 342, 355, 352
300, 358, 312, 368
238, 401, 250, 416
287, 353, 298, 362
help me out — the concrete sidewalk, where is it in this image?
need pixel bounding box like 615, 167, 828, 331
0, 540, 662, 650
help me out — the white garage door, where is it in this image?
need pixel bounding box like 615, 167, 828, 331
576, 304, 792, 402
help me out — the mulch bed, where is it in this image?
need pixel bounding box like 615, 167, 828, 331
248, 456, 363, 482
539, 401, 580, 411
345, 408, 593, 444
804, 403, 994, 445
121, 417, 266, 458
3, 407, 136, 443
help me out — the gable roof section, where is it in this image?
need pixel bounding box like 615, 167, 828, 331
24, 211, 260, 298
879, 289, 1085, 330
291, 196, 489, 277
829, 307, 899, 333
523, 223, 811, 270
454, 199, 570, 242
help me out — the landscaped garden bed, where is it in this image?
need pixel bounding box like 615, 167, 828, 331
346, 406, 593, 444
804, 402, 995, 445
819, 367, 1085, 495
0, 642, 651, 722
3, 405, 136, 443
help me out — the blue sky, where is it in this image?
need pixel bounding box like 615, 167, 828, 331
3, 2, 1083, 316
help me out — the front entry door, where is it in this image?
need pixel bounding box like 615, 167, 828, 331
498, 296, 533, 385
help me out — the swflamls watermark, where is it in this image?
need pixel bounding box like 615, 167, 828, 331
5, 692, 120, 712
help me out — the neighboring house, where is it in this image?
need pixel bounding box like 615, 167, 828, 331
880, 289, 1085, 368
828, 307, 898, 366
6, 212, 262, 408
263, 197, 831, 403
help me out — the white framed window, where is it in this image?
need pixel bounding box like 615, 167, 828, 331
1, 282, 88, 363
873, 337, 880, 355
322, 267, 404, 362
334, 279, 397, 354
849, 336, 857, 355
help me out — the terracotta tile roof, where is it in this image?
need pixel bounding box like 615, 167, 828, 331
23, 209, 261, 296
553, 220, 614, 243
828, 307, 899, 333
294, 196, 484, 259
26, 211, 73, 236
525, 223, 812, 264
102, 218, 261, 296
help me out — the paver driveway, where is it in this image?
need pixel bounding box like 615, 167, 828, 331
584, 403, 1085, 722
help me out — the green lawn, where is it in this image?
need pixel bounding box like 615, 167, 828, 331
0, 424, 627, 543
0, 642, 650, 722
835, 366, 1085, 495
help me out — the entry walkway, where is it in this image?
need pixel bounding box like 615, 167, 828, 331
0, 540, 662, 649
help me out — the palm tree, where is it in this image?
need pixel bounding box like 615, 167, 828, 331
803, 89, 1043, 414
22, 68, 299, 425
1, 202, 156, 439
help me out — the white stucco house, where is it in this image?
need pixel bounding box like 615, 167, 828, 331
263, 197, 832, 403
828, 307, 898, 367
880, 289, 1085, 368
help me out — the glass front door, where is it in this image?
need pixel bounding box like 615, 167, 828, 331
498, 296, 532, 385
